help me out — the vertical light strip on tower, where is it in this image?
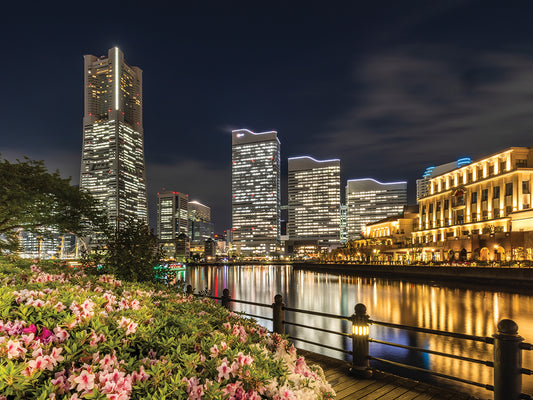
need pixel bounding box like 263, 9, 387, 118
115, 47, 119, 110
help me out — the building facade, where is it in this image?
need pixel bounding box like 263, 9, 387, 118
231, 129, 281, 256
287, 156, 340, 253
157, 191, 189, 241
416, 157, 471, 200
413, 147, 533, 262
80, 47, 147, 233
346, 179, 407, 240
188, 200, 214, 248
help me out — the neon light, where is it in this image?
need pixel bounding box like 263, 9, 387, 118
288, 156, 340, 163
232, 129, 278, 135
347, 178, 407, 185
114, 47, 119, 110
457, 157, 471, 167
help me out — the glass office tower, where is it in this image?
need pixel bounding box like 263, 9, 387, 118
231, 129, 280, 257
288, 156, 340, 242
346, 179, 407, 240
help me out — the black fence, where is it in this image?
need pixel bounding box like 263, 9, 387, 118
187, 285, 532, 400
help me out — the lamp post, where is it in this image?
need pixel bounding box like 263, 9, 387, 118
350, 303, 372, 377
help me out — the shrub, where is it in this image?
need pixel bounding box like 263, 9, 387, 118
0, 261, 334, 399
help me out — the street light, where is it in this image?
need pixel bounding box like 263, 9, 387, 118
350, 303, 372, 377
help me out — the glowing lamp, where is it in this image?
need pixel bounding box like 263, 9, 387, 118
352, 324, 369, 336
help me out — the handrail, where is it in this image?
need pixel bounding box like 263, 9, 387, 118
368, 356, 495, 391
370, 319, 495, 344
187, 285, 532, 400
283, 306, 349, 321
284, 320, 352, 338
369, 338, 494, 366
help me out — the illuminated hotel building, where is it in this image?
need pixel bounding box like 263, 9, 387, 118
413, 147, 533, 262
80, 47, 147, 232
346, 179, 407, 240
288, 157, 340, 248
416, 157, 471, 200
232, 129, 280, 256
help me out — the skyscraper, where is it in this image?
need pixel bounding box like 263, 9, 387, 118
188, 200, 214, 245
346, 179, 407, 240
80, 47, 147, 233
232, 129, 280, 256
288, 156, 340, 245
157, 191, 189, 259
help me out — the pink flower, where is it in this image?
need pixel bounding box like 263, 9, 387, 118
53, 326, 69, 342
28, 355, 51, 371
209, 344, 219, 358
73, 370, 95, 392
118, 317, 137, 335
39, 327, 53, 342
22, 324, 37, 334
50, 347, 64, 365
217, 359, 232, 381
5, 339, 26, 359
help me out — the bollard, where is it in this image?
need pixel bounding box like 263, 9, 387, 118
272, 294, 285, 334
221, 288, 231, 310
493, 319, 523, 400
186, 284, 193, 295
350, 303, 372, 378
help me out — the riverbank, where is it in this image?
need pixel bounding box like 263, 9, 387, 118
189, 261, 533, 291
292, 262, 533, 290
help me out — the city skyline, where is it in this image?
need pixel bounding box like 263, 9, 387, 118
5, 3, 533, 231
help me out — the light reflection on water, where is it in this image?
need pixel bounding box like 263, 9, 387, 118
185, 264, 533, 399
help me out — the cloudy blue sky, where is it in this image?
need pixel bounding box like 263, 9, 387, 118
2, 1, 533, 231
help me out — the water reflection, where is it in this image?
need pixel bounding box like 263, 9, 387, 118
185, 265, 533, 398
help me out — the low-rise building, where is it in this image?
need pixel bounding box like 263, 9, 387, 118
413, 147, 533, 262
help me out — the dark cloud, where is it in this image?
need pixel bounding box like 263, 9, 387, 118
313, 46, 533, 187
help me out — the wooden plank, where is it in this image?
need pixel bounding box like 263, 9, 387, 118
357, 382, 406, 399
335, 379, 376, 399
298, 349, 478, 400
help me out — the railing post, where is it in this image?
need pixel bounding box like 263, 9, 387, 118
493, 319, 523, 400
272, 294, 285, 334
221, 288, 231, 309
186, 284, 193, 295
350, 303, 372, 378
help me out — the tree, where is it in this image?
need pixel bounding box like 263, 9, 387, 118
103, 219, 163, 282
0, 156, 106, 252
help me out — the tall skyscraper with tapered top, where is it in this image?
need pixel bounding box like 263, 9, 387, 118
232, 129, 280, 257
80, 47, 147, 234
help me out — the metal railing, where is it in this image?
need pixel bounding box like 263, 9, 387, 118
186, 285, 532, 400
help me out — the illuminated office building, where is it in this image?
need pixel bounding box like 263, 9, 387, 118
157, 191, 189, 241
346, 179, 407, 240
157, 191, 189, 259
188, 200, 214, 246
288, 156, 340, 247
417, 157, 471, 200
232, 129, 280, 256
414, 147, 533, 262
80, 47, 147, 234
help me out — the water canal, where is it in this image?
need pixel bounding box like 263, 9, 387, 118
184, 264, 533, 399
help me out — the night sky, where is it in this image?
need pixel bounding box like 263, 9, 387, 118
3, 1, 533, 232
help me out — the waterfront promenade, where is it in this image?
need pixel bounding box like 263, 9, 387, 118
299, 350, 478, 400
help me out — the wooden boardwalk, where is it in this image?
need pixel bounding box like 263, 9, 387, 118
299, 351, 480, 400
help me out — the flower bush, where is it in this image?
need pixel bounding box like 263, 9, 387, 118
0, 259, 334, 399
